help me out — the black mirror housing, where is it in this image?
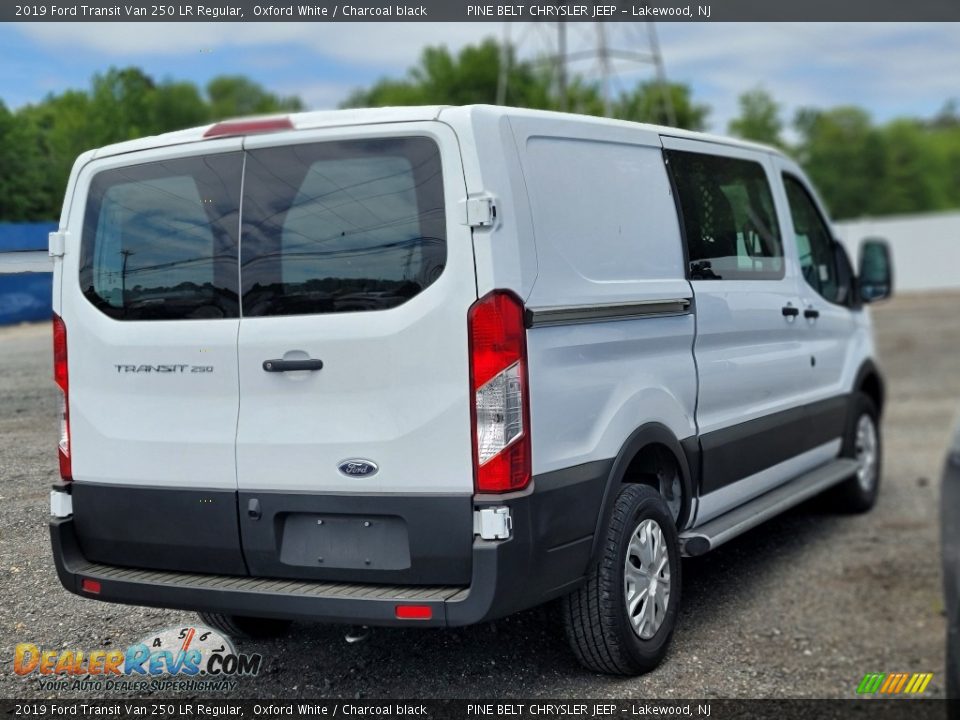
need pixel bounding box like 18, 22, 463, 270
859, 238, 893, 303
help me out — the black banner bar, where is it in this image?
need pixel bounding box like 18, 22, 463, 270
1, 699, 958, 719
4, 0, 960, 22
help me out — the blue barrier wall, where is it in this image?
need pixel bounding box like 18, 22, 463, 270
0, 222, 58, 326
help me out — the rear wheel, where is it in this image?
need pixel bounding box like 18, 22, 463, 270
562, 484, 681, 675
834, 393, 882, 513
197, 612, 292, 640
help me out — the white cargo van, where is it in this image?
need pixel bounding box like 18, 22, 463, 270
48, 106, 892, 675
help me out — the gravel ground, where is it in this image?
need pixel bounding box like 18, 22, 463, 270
0, 293, 954, 700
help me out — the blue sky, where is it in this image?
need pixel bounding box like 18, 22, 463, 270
1, 22, 958, 134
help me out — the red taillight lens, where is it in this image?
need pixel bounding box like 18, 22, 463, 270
203, 117, 293, 138
395, 605, 432, 620
468, 291, 531, 493
53, 314, 71, 481
81, 578, 101, 594
53, 314, 67, 393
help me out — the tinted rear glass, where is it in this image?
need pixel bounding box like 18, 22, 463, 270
240, 137, 446, 317
80, 153, 242, 320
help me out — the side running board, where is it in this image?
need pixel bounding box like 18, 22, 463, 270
679, 458, 860, 557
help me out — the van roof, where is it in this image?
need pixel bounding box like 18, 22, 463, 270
90, 104, 783, 159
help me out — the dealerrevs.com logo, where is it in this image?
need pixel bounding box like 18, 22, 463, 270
14, 626, 262, 692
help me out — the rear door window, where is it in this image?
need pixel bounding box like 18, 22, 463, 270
80, 153, 243, 320
239, 137, 446, 317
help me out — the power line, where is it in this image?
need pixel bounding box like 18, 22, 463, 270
497, 20, 676, 124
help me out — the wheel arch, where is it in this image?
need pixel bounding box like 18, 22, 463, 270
853, 359, 885, 416
589, 423, 698, 565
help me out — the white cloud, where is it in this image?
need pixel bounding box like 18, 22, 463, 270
655, 23, 960, 130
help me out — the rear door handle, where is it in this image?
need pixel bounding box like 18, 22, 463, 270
262, 359, 324, 372
781, 305, 799, 317
804, 308, 820, 319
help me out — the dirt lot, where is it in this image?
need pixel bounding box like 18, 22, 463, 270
0, 294, 954, 699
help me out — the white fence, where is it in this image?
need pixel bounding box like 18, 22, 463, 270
835, 211, 960, 293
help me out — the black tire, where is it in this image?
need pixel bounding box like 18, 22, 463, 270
833, 393, 882, 513
562, 484, 681, 675
197, 612, 292, 640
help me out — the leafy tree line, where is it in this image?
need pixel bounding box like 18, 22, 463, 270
729, 90, 960, 219
0, 68, 302, 222
345, 39, 960, 221
2, 40, 957, 222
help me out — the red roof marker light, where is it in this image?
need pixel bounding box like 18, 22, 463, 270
203, 117, 294, 138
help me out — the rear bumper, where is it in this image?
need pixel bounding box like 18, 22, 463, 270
49, 461, 610, 628
52, 516, 496, 627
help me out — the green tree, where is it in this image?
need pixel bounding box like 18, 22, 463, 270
728, 89, 783, 146
0, 68, 306, 221
0, 102, 49, 220
792, 106, 886, 219
342, 39, 552, 109
615, 81, 710, 131
152, 81, 210, 131
206, 76, 304, 119
871, 120, 944, 214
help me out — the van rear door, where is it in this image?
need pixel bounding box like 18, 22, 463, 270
234, 124, 478, 584
61, 140, 247, 574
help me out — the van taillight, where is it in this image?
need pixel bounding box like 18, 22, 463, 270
53, 314, 71, 481
468, 291, 531, 493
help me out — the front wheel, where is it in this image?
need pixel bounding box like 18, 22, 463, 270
562, 484, 681, 675
834, 393, 882, 513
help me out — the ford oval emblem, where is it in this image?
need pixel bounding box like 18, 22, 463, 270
338, 459, 379, 478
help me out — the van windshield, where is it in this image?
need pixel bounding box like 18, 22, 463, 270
240, 136, 447, 317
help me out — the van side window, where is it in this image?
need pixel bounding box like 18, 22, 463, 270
240, 137, 446, 318
782, 174, 840, 303
80, 153, 243, 320
666, 150, 784, 280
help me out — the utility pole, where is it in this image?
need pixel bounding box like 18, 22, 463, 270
119, 249, 134, 304
499, 20, 676, 123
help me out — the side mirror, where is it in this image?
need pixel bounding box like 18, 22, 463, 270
858, 238, 893, 303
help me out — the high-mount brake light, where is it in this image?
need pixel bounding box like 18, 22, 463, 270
53, 313, 71, 481
203, 117, 294, 138
467, 291, 531, 493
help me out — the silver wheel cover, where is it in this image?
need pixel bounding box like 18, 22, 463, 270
623, 518, 671, 640
855, 413, 879, 492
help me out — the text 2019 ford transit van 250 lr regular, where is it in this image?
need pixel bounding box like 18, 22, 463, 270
47, 106, 893, 675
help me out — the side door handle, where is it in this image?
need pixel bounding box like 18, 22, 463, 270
804, 308, 820, 319
262, 358, 324, 372
781, 305, 799, 317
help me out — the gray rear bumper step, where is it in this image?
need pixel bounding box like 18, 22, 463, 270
680, 458, 859, 557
